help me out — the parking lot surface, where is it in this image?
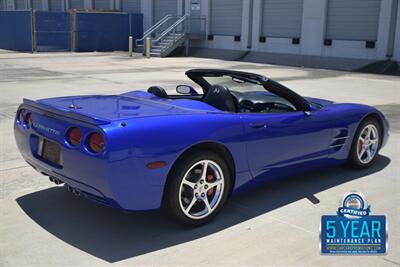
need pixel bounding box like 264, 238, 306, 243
0, 50, 399, 266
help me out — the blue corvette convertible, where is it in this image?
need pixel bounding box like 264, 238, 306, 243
14, 69, 389, 225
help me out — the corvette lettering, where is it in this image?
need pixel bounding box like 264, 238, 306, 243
32, 122, 61, 135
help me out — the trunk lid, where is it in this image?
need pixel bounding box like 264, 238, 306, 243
32, 94, 200, 123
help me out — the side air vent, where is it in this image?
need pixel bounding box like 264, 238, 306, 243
330, 129, 349, 150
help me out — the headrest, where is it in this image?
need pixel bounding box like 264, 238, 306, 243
148, 86, 168, 98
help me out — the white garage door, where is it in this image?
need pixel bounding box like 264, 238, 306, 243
93, 0, 110, 10
69, 0, 84, 9
154, 0, 177, 22
326, 0, 381, 41
121, 0, 141, 13
210, 0, 242, 36
261, 0, 303, 38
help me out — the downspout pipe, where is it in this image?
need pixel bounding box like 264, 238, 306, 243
386, 0, 398, 58
247, 0, 254, 49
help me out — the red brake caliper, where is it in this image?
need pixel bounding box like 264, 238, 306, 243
206, 174, 214, 196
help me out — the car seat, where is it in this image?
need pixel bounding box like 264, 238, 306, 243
203, 85, 237, 112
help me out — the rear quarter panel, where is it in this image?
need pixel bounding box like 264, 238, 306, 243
101, 112, 250, 210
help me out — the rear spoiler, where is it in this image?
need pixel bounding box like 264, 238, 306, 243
23, 98, 111, 125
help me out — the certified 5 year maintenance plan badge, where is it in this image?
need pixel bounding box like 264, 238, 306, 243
320, 191, 387, 254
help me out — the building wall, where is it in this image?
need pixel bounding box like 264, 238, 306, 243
187, 0, 398, 62
252, 0, 302, 55
1, 0, 398, 63
121, 0, 141, 13
141, 0, 183, 30
190, 0, 249, 51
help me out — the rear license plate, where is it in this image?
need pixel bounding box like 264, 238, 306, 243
40, 139, 61, 165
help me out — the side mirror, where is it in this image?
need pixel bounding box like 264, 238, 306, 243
304, 103, 317, 116
176, 85, 197, 95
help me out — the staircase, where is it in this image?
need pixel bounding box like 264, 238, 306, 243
150, 32, 187, 57
136, 15, 205, 58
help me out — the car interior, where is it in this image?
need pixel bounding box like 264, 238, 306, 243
146, 73, 304, 114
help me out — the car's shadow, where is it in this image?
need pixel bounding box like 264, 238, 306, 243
16, 156, 390, 263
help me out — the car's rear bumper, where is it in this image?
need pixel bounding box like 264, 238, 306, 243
25, 158, 119, 208
14, 122, 165, 212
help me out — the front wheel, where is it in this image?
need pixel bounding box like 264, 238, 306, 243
163, 151, 231, 226
348, 118, 381, 169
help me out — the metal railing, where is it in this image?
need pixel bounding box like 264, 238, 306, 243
137, 15, 207, 56
153, 15, 188, 45
135, 14, 174, 47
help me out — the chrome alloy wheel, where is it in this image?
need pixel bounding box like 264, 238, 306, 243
178, 160, 224, 220
357, 124, 379, 164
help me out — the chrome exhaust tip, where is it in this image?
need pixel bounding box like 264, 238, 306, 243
50, 177, 64, 185
54, 178, 64, 185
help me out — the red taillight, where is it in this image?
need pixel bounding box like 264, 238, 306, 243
86, 132, 105, 153
18, 110, 24, 125
26, 113, 33, 128
66, 127, 82, 146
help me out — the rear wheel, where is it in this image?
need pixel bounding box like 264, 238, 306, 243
348, 118, 381, 169
163, 151, 231, 226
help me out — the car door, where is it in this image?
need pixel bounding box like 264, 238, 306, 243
241, 108, 335, 181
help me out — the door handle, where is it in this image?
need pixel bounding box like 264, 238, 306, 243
249, 122, 267, 129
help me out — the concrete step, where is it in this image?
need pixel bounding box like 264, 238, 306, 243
167, 34, 184, 38
152, 45, 166, 50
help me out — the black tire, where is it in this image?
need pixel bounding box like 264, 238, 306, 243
348, 117, 381, 169
162, 150, 231, 226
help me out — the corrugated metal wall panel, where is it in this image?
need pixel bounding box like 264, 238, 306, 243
49, 0, 63, 11
210, 0, 242, 36
326, 0, 381, 41
93, 0, 110, 10
261, 0, 303, 38
32, 0, 43, 10
121, 0, 140, 13
154, 0, 177, 22
69, 0, 83, 9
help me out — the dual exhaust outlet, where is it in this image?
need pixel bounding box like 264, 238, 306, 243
49, 176, 80, 197
49, 176, 63, 185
